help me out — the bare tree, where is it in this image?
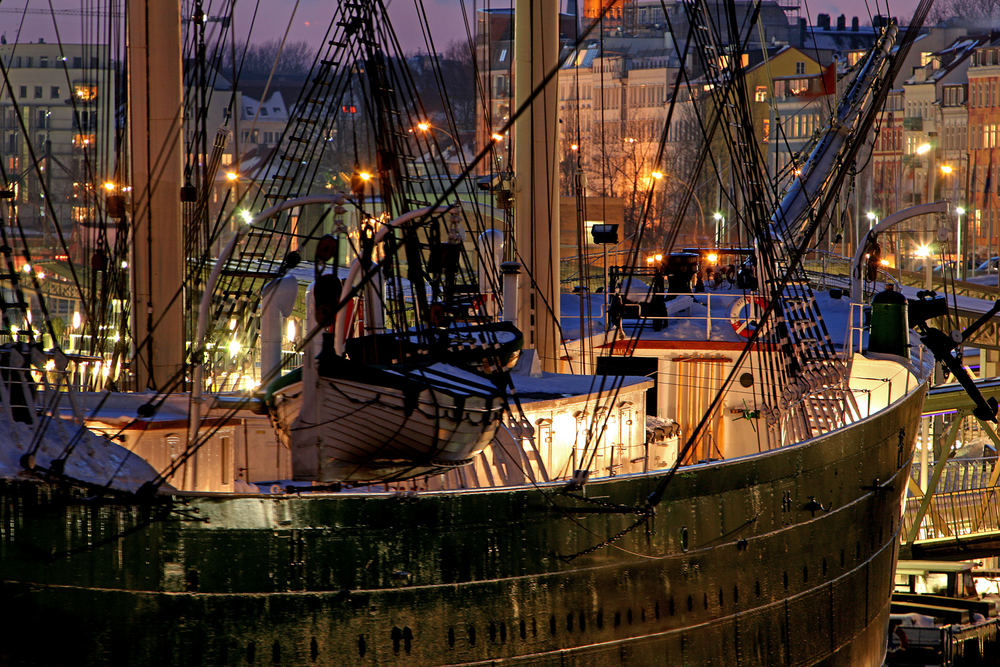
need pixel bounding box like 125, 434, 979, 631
221, 40, 314, 80
929, 0, 1000, 25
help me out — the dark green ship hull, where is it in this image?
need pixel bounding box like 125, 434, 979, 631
0, 382, 924, 666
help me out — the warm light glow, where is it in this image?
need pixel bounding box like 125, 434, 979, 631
72, 311, 81, 329
793, 168, 802, 176
646, 256, 655, 265
490, 133, 504, 143
120, 260, 128, 269
939, 164, 953, 175
44, 359, 55, 372
416, 121, 431, 132
359, 171, 373, 181
880, 259, 890, 267
866, 211, 877, 221
36, 271, 45, 280
570, 143, 578, 151
654, 254, 663, 262
956, 206, 966, 215
285, 319, 297, 342
103, 181, 115, 192
713, 212, 723, 221
225, 171, 239, 182
915, 244, 931, 258
239, 209, 254, 225
651, 171, 664, 180
228, 317, 237, 331
706, 253, 719, 264
228, 338, 242, 358
915, 143, 931, 155
21, 264, 31, 273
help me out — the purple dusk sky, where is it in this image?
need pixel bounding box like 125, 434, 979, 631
6, 0, 923, 55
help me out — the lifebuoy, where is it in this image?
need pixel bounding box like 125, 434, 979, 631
729, 295, 768, 338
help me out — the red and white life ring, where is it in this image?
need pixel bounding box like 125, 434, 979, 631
729, 296, 768, 338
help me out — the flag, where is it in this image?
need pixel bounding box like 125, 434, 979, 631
985, 149, 993, 200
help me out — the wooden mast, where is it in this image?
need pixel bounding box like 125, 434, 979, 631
513, 0, 561, 373
127, 0, 186, 390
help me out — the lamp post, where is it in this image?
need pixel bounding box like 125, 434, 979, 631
651, 170, 706, 245
411, 121, 465, 176
956, 206, 965, 280
913, 142, 931, 204
713, 212, 724, 247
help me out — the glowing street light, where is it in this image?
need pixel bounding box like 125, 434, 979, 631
651, 171, 664, 180
103, 181, 116, 192
914, 244, 931, 258
490, 133, 504, 143
939, 164, 953, 175
915, 143, 932, 156
225, 171, 239, 182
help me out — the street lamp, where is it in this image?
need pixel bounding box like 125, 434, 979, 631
915, 242, 933, 289
413, 120, 460, 147
713, 211, 724, 246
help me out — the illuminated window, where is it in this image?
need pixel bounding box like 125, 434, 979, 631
754, 86, 767, 102
72, 134, 96, 148
762, 119, 770, 143
73, 84, 98, 101
789, 78, 808, 95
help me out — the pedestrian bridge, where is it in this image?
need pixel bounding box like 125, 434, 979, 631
901, 457, 1000, 560
901, 379, 1000, 560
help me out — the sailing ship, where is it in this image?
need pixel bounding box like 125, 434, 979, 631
0, 0, 961, 664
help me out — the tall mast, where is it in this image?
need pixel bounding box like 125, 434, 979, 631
127, 0, 186, 390
513, 0, 560, 373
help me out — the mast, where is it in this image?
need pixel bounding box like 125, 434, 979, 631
127, 0, 186, 390
513, 0, 560, 373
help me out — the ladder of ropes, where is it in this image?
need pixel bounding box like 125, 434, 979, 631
678, 0, 859, 442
